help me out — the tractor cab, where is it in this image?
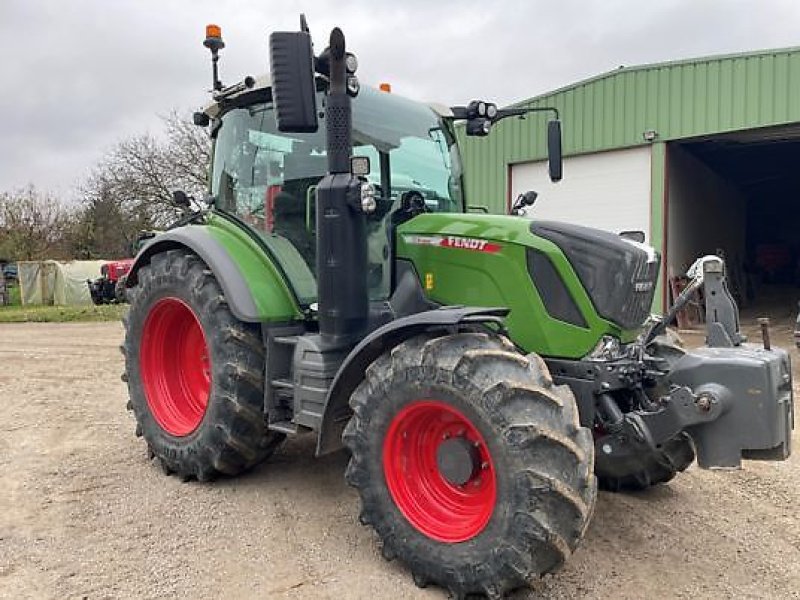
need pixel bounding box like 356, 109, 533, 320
206, 82, 463, 305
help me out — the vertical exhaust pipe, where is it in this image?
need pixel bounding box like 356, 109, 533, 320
315, 28, 368, 348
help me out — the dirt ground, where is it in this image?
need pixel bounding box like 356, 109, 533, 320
1, 318, 798, 600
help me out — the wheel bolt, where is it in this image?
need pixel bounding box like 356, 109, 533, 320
442, 433, 450, 440
473, 479, 481, 487
481, 461, 489, 470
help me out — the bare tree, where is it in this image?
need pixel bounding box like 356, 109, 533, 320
163, 111, 211, 195
85, 111, 211, 230
0, 113, 211, 262
73, 111, 212, 257
0, 186, 74, 261
68, 181, 154, 259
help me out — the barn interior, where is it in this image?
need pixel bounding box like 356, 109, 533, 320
667, 125, 800, 324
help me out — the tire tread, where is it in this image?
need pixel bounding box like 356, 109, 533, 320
344, 332, 597, 597
123, 248, 283, 481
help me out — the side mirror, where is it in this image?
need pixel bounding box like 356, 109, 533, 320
521, 190, 538, 206
172, 190, 192, 208
511, 190, 538, 215
269, 30, 318, 133
193, 111, 210, 127
619, 230, 646, 243
547, 120, 563, 182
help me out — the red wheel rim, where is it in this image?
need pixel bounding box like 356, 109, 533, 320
382, 400, 496, 542
140, 297, 211, 436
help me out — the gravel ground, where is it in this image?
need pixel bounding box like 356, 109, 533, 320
1, 320, 798, 599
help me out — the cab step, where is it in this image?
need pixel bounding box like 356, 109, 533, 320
271, 377, 294, 390
268, 420, 299, 435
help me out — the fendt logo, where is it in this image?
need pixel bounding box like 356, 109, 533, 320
404, 235, 502, 254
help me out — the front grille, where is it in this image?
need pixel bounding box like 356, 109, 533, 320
531, 221, 660, 331
621, 254, 660, 330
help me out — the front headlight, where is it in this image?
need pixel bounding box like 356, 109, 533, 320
586, 335, 623, 361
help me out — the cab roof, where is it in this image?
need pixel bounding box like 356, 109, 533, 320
201, 74, 453, 119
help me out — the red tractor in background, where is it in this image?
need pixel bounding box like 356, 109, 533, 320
88, 259, 134, 304
88, 231, 160, 304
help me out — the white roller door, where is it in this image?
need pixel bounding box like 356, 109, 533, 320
510, 146, 653, 240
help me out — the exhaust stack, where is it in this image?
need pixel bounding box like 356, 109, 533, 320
315, 28, 368, 348
269, 21, 368, 349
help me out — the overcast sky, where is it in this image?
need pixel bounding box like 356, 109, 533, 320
2, 0, 800, 200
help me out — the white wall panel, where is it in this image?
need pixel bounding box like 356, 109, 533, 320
511, 146, 652, 241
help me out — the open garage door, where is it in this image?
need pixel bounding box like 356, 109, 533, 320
672, 126, 800, 316
510, 146, 652, 240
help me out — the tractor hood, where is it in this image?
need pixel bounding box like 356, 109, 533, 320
396, 215, 659, 332
395, 213, 650, 358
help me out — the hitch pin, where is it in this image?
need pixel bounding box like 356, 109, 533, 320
757, 317, 771, 350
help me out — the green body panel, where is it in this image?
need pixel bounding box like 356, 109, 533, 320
206, 212, 303, 322
396, 213, 637, 359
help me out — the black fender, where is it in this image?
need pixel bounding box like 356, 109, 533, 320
125, 226, 261, 322
315, 306, 509, 456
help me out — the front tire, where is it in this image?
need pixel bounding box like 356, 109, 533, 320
595, 432, 695, 492
343, 332, 596, 598
122, 249, 283, 481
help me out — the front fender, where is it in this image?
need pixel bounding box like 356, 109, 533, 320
127, 224, 302, 323
315, 306, 509, 456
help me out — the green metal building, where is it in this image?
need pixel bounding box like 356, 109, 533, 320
458, 46, 800, 310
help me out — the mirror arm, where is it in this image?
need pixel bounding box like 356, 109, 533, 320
495, 106, 559, 122
443, 105, 559, 125
444, 106, 469, 120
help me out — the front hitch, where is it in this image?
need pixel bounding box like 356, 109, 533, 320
600, 255, 794, 469
637, 256, 793, 467
597, 342, 793, 470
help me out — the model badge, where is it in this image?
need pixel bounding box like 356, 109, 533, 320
404, 235, 501, 253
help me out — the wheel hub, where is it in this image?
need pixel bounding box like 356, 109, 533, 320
140, 297, 211, 437
436, 436, 480, 486
382, 400, 496, 543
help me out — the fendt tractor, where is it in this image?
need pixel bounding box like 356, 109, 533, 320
121, 19, 794, 598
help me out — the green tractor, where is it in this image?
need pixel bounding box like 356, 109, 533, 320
122, 19, 793, 598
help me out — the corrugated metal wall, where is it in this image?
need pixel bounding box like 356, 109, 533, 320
459, 47, 800, 214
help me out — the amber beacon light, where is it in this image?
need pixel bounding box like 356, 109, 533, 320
205, 24, 223, 46
203, 24, 225, 91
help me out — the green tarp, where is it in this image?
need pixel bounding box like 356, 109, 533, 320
18, 260, 107, 306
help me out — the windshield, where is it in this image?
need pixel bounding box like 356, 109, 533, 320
211, 86, 463, 303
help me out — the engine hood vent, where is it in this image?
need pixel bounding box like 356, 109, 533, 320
530, 221, 659, 330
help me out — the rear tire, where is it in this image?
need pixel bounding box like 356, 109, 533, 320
343, 332, 596, 598
122, 249, 283, 481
